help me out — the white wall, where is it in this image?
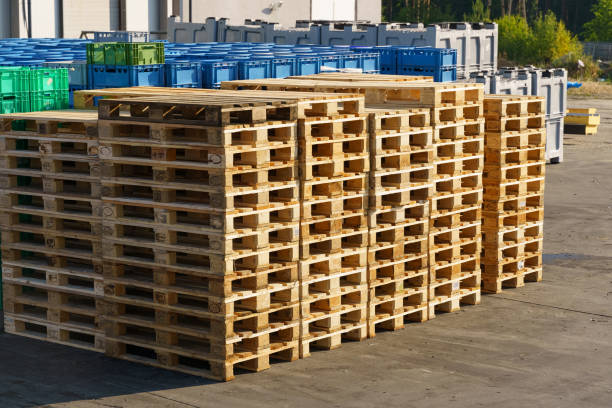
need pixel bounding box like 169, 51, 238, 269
191, 0, 309, 27
189, 0, 381, 27
62, 0, 115, 38
312, 0, 356, 21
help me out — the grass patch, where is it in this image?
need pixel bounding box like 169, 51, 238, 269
568, 81, 612, 98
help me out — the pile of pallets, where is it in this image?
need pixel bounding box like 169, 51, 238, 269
0, 111, 104, 352
365, 107, 432, 336
425, 84, 485, 318
481, 95, 546, 293
222, 80, 487, 318
96, 95, 306, 380
0, 81, 548, 382
297, 97, 370, 357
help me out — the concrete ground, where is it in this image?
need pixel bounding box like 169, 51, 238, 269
0, 97, 611, 408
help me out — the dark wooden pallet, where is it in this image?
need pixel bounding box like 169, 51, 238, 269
98, 96, 299, 127
98, 119, 297, 148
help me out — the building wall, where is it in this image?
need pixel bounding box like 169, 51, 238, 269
0, 0, 381, 39
62, 0, 114, 38
356, 0, 380, 23
189, 0, 381, 27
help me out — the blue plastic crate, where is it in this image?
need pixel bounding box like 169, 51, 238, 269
319, 54, 342, 70
238, 59, 271, 80
376, 46, 400, 74
165, 62, 201, 88
359, 53, 380, 73
270, 57, 296, 78
88, 64, 165, 89
202, 60, 238, 89
295, 56, 320, 76
398, 65, 457, 82
341, 54, 361, 69
397, 48, 456, 68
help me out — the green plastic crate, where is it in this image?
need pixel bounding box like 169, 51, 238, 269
30, 68, 69, 92
30, 90, 69, 112
0, 92, 30, 114
87, 42, 165, 65
0, 67, 31, 94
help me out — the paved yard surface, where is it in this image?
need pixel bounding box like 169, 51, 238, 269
0, 97, 611, 408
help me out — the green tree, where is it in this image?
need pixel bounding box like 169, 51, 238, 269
496, 14, 532, 63
583, 0, 612, 41
464, 0, 491, 21
531, 12, 582, 63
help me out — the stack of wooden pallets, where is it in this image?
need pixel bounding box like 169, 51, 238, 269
0, 81, 550, 382
481, 95, 546, 293
97, 95, 304, 381
222, 79, 486, 319
365, 107, 433, 336
297, 97, 370, 357
0, 111, 105, 352
424, 84, 485, 318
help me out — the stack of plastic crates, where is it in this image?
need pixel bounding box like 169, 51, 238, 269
86, 42, 165, 89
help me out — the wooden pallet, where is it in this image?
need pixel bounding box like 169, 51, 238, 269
484, 114, 546, 133
482, 192, 543, 212
428, 271, 481, 319
74, 87, 365, 118
367, 107, 430, 134
0, 110, 99, 134
367, 285, 428, 337
481, 266, 542, 293
430, 188, 483, 215
299, 138, 369, 181
4, 313, 105, 353
301, 172, 368, 200
484, 146, 545, 166
300, 212, 368, 259
484, 129, 546, 150
289, 73, 434, 82
482, 220, 544, 246
434, 136, 484, 161
430, 103, 483, 124
371, 148, 434, 173
482, 237, 543, 264
483, 176, 545, 200
434, 118, 485, 142
367, 200, 429, 228
370, 166, 433, 193
104, 307, 300, 381
299, 274, 368, 357
221, 79, 484, 107
483, 95, 545, 117
2, 260, 105, 353
481, 252, 542, 275
369, 233, 428, 266
298, 247, 368, 280
483, 161, 545, 182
